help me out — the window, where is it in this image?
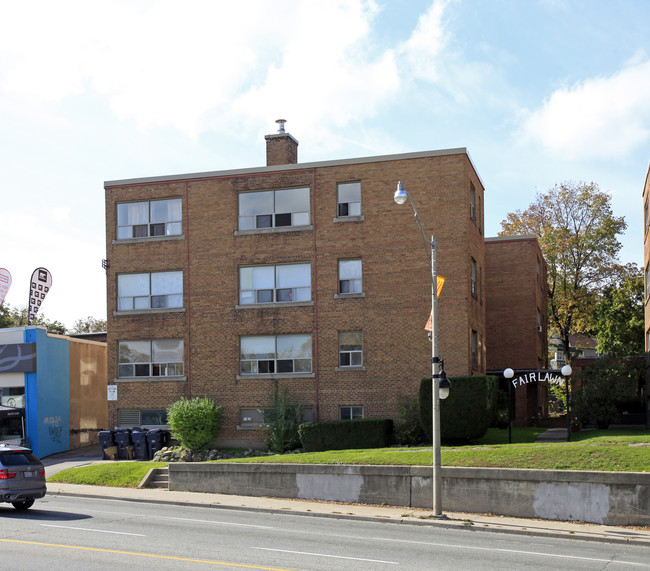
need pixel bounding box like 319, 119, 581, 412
471, 258, 477, 296
238, 187, 310, 230
645, 198, 649, 232
339, 331, 363, 367
537, 309, 543, 333
117, 271, 183, 310
116, 198, 182, 240
240, 334, 312, 375
118, 339, 184, 378
338, 259, 362, 294
471, 330, 478, 368
117, 409, 168, 427
337, 182, 361, 217
239, 263, 311, 304
239, 407, 313, 428
340, 406, 363, 420
646, 264, 649, 300
470, 183, 476, 220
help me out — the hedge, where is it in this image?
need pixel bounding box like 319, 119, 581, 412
419, 375, 498, 441
298, 418, 393, 452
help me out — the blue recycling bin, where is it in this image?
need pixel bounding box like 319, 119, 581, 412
146, 429, 170, 459
113, 428, 132, 460
98, 430, 115, 459
130, 429, 149, 460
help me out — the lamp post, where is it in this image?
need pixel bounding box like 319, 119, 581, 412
394, 181, 449, 517
503, 368, 514, 444
562, 365, 573, 442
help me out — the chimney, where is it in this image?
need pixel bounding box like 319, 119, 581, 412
265, 119, 299, 166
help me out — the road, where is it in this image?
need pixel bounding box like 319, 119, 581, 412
1, 495, 648, 570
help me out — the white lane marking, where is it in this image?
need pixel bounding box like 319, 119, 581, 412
41, 524, 146, 537
374, 537, 650, 567
253, 547, 399, 565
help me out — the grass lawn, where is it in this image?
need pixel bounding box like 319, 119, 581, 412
47, 428, 650, 487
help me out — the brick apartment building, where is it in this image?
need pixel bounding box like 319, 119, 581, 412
485, 236, 549, 423
104, 123, 541, 445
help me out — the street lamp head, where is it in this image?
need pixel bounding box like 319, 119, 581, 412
561, 365, 572, 377
394, 181, 408, 205
503, 368, 514, 379
438, 370, 451, 400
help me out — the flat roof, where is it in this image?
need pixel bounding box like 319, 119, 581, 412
105, 146, 483, 188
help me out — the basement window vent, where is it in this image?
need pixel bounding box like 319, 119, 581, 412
117, 409, 141, 427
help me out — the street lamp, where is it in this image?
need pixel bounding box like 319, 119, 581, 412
503, 368, 514, 444
562, 365, 572, 442
394, 180, 449, 518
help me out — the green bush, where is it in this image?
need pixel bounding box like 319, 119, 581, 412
299, 419, 393, 452
167, 397, 224, 452
393, 394, 426, 445
572, 358, 642, 429
420, 375, 498, 441
262, 386, 303, 453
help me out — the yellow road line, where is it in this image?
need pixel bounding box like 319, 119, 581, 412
0, 538, 294, 570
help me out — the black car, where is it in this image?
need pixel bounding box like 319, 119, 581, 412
0, 443, 47, 510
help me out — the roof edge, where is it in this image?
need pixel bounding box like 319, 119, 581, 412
105, 147, 471, 188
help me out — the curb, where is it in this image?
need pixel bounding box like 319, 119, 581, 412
46, 486, 650, 548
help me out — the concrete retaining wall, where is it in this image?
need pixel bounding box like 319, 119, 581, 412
168, 463, 650, 526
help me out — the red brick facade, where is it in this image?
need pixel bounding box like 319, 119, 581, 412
104, 129, 499, 446
485, 236, 548, 424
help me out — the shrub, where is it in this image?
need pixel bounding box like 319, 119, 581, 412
393, 394, 426, 445
420, 375, 498, 442
262, 386, 303, 453
167, 397, 224, 452
299, 419, 393, 452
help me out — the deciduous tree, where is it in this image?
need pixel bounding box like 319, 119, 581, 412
500, 182, 627, 363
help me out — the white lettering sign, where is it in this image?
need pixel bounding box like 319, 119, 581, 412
511, 371, 565, 389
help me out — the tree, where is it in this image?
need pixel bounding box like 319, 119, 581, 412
590, 265, 644, 357
71, 316, 107, 334
0, 303, 66, 334
262, 386, 303, 453
500, 182, 627, 364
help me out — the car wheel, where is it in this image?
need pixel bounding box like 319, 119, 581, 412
11, 499, 35, 510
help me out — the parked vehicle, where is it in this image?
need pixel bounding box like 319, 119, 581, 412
0, 443, 46, 510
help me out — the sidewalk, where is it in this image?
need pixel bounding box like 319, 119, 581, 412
41, 446, 650, 547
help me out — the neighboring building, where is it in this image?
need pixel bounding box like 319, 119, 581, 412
484, 235, 548, 424
0, 327, 107, 457
643, 160, 650, 422
104, 124, 492, 447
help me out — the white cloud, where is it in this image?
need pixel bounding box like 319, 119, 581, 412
519, 59, 650, 160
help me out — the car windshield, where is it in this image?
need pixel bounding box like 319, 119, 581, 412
0, 452, 40, 466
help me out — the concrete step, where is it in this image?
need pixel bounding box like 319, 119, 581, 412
141, 467, 169, 489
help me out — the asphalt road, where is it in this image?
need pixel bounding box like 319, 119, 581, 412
1, 494, 649, 570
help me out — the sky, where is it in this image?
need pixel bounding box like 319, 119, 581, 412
1, 0, 649, 330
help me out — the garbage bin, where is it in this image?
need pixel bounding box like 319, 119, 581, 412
130, 429, 149, 460
146, 429, 170, 459
98, 430, 115, 460
113, 428, 133, 460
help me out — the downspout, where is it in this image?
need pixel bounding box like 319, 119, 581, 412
310, 169, 319, 421
184, 181, 192, 398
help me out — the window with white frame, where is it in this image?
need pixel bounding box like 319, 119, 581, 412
340, 406, 363, 420
238, 187, 310, 230
337, 182, 361, 217
116, 198, 182, 240
239, 263, 311, 304
339, 331, 363, 367
117, 271, 183, 311
118, 339, 184, 378
240, 334, 312, 375
338, 259, 362, 294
